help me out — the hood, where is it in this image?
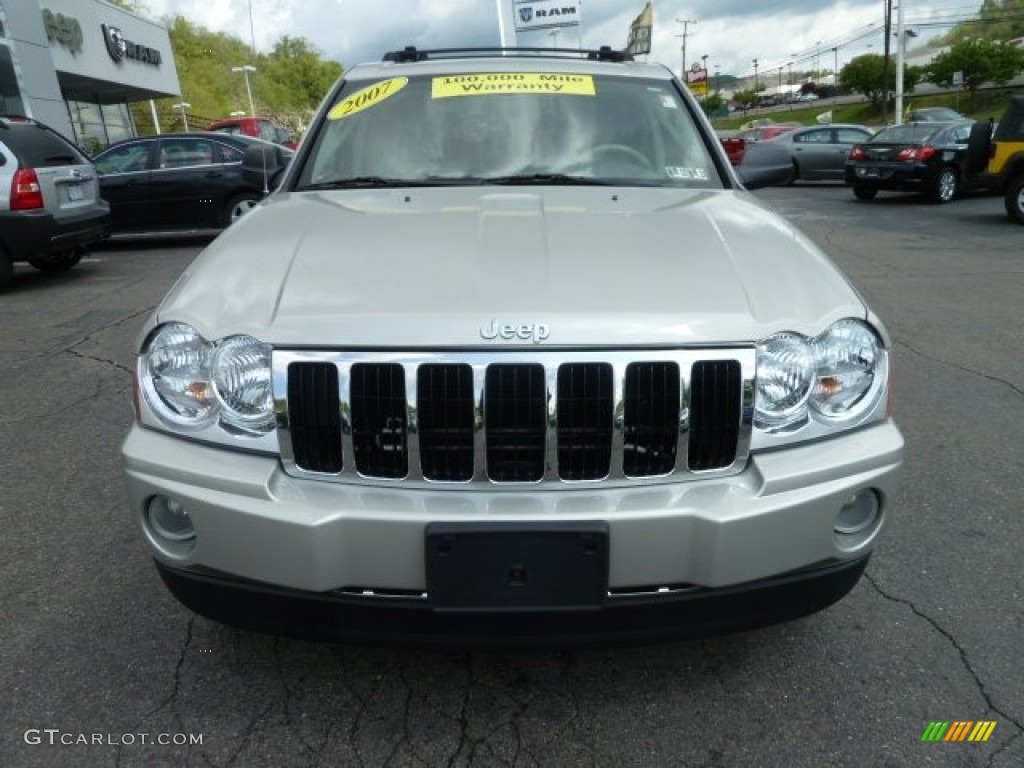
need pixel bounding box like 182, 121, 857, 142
156, 187, 866, 348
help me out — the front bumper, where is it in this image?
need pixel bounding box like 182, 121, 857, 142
123, 421, 903, 643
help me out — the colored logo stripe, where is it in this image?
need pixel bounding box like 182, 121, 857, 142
921, 722, 949, 741
921, 721, 997, 742
945, 721, 973, 741
969, 722, 997, 742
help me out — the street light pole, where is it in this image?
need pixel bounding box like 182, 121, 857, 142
232, 65, 257, 117
171, 101, 191, 131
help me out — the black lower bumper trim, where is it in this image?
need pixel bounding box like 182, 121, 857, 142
156, 555, 871, 649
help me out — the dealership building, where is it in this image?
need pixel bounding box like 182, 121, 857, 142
0, 0, 179, 149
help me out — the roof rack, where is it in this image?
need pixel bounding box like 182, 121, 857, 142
382, 46, 633, 64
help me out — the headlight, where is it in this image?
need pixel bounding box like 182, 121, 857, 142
811, 319, 880, 418
212, 335, 274, 433
141, 323, 216, 428
140, 324, 275, 437
755, 333, 815, 429
755, 319, 886, 434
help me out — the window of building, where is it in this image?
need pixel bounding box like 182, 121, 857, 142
0, 43, 25, 115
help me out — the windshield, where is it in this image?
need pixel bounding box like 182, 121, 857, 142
297, 72, 722, 189
872, 123, 948, 143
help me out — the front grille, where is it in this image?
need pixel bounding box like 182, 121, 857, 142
557, 363, 613, 481
485, 364, 547, 482
286, 362, 343, 474
350, 363, 407, 478
417, 364, 475, 482
623, 362, 681, 477
277, 350, 754, 487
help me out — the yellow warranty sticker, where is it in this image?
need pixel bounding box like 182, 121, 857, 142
328, 77, 408, 120
432, 73, 596, 99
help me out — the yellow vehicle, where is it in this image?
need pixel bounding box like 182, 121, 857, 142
978, 95, 1024, 223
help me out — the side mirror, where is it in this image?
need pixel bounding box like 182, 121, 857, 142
241, 143, 289, 193
735, 142, 794, 190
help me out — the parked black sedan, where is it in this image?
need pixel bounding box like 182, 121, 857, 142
92, 132, 291, 233
844, 121, 975, 203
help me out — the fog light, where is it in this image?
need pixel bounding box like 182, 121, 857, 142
146, 496, 195, 542
835, 489, 880, 535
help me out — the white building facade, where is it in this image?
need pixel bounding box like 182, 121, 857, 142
0, 0, 179, 149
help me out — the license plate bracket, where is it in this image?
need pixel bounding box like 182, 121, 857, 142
425, 522, 609, 612
67, 183, 84, 201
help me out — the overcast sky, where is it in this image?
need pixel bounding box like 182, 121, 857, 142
141, 0, 978, 79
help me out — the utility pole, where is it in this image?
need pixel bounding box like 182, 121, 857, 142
882, 0, 893, 123
752, 58, 759, 93
676, 18, 697, 80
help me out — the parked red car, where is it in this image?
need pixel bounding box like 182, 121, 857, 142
206, 117, 298, 149
719, 123, 802, 166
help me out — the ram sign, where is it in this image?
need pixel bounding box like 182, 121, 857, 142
514, 0, 582, 32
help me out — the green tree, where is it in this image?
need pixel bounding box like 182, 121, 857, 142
933, 0, 1024, 45
701, 93, 725, 116
732, 89, 757, 111
840, 54, 922, 105
105, 0, 147, 11
260, 36, 342, 129
130, 15, 343, 137
925, 38, 1024, 107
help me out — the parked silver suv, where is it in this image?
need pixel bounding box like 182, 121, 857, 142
0, 116, 109, 291
122, 47, 903, 646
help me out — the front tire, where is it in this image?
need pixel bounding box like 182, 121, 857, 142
1004, 175, 1024, 224
929, 167, 958, 204
223, 193, 261, 228
853, 184, 877, 201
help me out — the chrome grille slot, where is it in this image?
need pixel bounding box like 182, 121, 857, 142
276, 349, 754, 488
557, 362, 613, 480
287, 362, 343, 474
485, 364, 546, 482
350, 363, 407, 479
689, 360, 742, 471
623, 362, 681, 477
418, 363, 475, 482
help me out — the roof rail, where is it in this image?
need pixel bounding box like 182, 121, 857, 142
382, 46, 634, 63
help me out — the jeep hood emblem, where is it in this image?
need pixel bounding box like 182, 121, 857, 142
480, 319, 550, 343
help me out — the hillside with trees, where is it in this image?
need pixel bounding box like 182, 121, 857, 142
107, 0, 342, 136
931, 0, 1024, 45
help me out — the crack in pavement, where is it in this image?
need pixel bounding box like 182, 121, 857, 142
987, 727, 1023, 768
113, 615, 195, 768
864, 573, 1024, 742
447, 653, 474, 768
894, 338, 1024, 399
6, 305, 156, 368
223, 700, 277, 768
67, 347, 134, 376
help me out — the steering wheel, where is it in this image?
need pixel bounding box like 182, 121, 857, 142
592, 144, 656, 174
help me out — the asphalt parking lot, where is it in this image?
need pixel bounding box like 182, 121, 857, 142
1, 184, 1022, 768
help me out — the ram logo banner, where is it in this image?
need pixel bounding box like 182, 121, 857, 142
920, 721, 997, 742
625, 2, 653, 56
513, 0, 582, 32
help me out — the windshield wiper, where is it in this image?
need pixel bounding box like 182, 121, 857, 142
299, 177, 446, 190
481, 173, 611, 186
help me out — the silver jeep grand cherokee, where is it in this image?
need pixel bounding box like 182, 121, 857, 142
122, 47, 903, 646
